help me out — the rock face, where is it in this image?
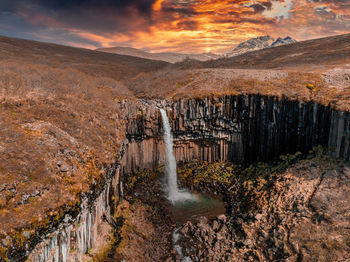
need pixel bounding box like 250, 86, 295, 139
169, 95, 331, 164
119, 94, 349, 179
17, 94, 350, 261
25, 152, 123, 262
329, 110, 350, 162
125, 95, 335, 165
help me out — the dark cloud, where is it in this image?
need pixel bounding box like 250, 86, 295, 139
261, 1, 273, 8
249, 1, 274, 14
0, 11, 101, 48
0, 0, 158, 34
176, 20, 198, 30
250, 4, 267, 13
162, 6, 199, 16
314, 6, 337, 19
1, 0, 157, 14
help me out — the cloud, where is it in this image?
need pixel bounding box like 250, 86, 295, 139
0, 0, 158, 33
0, 0, 349, 53
262, 0, 294, 20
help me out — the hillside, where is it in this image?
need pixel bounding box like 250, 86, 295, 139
176, 33, 350, 71
0, 35, 169, 237
0, 35, 169, 82
96, 46, 220, 63
227, 35, 296, 57
125, 34, 350, 110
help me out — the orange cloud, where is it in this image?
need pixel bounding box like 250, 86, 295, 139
18, 0, 350, 54
153, 0, 165, 11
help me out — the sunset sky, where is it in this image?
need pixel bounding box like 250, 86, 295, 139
0, 0, 349, 54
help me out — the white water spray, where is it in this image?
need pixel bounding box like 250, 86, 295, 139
172, 227, 192, 262
160, 109, 196, 204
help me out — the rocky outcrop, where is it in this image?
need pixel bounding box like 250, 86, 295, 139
24, 155, 122, 262
329, 110, 350, 162
176, 157, 350, 261
169, 95, 331, 164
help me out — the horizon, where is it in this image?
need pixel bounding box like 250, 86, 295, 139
97, 34, 297, 55
0, 1, 349, 54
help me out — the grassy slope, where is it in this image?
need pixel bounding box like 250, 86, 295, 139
128, 34, 350, 109
0, 36, 168, 241
175, 33, 350, 70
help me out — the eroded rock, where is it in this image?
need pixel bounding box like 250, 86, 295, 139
175, 156, 350, 261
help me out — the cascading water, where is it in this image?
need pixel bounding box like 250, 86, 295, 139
160, 108, 225, 262
160, 109, 196, 204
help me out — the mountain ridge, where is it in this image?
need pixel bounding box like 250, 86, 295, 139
228, 35, 297, 57
96, 46, 220, 63
98, 35, 297, 62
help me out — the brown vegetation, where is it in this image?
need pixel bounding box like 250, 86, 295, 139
174, 33, 350, 71
0, 35, 168, 245
127, 68, 350, 110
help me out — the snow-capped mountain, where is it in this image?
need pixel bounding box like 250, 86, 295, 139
271, 36, 297, 47
228, 35, 297, 57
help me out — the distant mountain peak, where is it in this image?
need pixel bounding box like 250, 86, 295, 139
228, 35, 297, 57
257, 35, 273, 41
271, 36, 297, 47
96, 46, 221, 63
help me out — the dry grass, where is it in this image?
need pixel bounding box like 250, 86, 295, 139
127, 68, 349, 110
0, 36, 168, 82
0, 62, 125, 233
174, 33, 350, 71
0, 36, 168, 239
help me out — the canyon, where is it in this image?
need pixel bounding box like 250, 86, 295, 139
0, 34, 350, 261
5, 94, 348, 261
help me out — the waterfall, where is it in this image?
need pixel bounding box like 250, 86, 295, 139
160, 109, 195, 204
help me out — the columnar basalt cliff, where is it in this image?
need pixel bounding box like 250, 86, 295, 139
169, 95, 332, 164
125, 95, 334, 166
329, 110, 350, 162
24, 150, 123, 262
8, 94, 349, 262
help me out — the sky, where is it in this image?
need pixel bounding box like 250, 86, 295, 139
0, 0, 349, 54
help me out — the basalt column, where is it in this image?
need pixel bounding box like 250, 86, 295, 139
168, 95, 332, 164
329, 110, 350, 162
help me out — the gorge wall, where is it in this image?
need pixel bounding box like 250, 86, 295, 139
329, 110, 350, 162
170, 95, 332, 164
25, 151, 123, 262
126, 95, 334, 167
21, 94, 350, 261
